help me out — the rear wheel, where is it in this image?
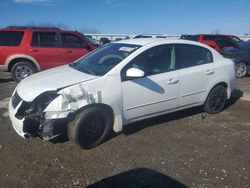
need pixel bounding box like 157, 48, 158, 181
67, 107, 112, 149
204, 85, 227, 114
235, 62, 248, 78
11, 61, 37, 82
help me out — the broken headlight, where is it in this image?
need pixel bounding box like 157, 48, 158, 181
15, 91, 59, 119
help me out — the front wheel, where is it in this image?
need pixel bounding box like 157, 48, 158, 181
11, 61, 37, 82
235, 62, 248, 78
204, 85, 227, 114
67, 107, 112, 149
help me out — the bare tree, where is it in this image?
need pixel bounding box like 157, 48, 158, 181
23, 22, 70, 29
11, 22, 100, 33
211, 29, 221, 34
80, 26, 100, 34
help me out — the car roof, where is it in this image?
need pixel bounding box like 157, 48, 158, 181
116, 38, 165, 45
115, 38, 209, 47
193, 34, 236, 37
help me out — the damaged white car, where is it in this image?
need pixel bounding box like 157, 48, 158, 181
9, 38, 236, 149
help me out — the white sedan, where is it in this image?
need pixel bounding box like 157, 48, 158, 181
9, 38, 236, 149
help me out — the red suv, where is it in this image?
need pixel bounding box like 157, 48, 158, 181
181, 34, 242, 52
0, 26, 99, 81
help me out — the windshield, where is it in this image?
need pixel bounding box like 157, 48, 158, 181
230, 36, 242, 43
80, 33, 99, 46
70, 43, 141, 76
224, 41, 250, 52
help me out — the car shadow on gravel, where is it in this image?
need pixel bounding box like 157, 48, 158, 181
86, 168, 187, 188
226, 88, 243, 107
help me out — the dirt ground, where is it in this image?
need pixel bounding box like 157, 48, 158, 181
0, 72, 249, 188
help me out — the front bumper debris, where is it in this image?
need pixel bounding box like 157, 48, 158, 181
9, 92, 62, 140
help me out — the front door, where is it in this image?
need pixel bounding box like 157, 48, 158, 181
121, 44, 179, 121
60, 32, 90, 64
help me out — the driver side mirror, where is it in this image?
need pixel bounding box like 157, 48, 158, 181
126, 67, 145, 78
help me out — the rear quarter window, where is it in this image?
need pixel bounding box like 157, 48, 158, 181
178, 44, 213, 68
0, 31, 24, 46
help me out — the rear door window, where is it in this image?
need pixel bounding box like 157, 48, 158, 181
31, 32, 57, 47
0, 31, 24, 46
177, 44, 213, 68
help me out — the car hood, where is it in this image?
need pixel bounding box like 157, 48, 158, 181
16, 65, 98, 102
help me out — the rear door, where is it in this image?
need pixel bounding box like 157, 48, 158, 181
177, 44, 215, 107
26, 31, 62, 69
59, 32, 91, 64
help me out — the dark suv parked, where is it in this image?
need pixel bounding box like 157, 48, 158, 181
221, 41, 250, 77
0, 26, 99, 81
181, 34, 242, 52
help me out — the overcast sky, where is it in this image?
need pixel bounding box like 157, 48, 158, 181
0, 0, 249, 35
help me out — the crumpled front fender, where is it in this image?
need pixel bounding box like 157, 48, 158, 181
44, 84, 96, 119
42, 83, 123, 132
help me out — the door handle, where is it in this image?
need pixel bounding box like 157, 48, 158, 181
206, 69, 214, 75
29, 49, 38, 52
167, 78, 179, 84
63, 50, 72, 53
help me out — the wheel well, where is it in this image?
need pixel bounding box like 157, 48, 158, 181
8, 58, 37, 72
204, 82, 228, 105
208, 82, 228, 96
236, 61, 249, 65
213, 82, 228, 89
71, 103, 114, 122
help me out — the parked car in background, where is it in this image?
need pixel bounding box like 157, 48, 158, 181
0, 26, 99, 81
114, 38, 124, 41
221, 41, 250, 77
9, 38, 235, 149
181, 34, 242, 52
99, 37, 111, 45
132, 34, 167, 39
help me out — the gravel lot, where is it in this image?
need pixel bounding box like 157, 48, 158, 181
0, 72, 249, 188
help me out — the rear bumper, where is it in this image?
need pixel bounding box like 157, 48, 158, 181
228, 76, 236, 99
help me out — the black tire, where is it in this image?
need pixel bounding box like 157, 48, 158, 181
11, 61, 37, 82
67, 106, 112, 149
235, 62, 248, 78
204, 85, 227, 114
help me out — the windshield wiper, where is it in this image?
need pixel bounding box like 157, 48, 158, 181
69, 64, 96, 75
